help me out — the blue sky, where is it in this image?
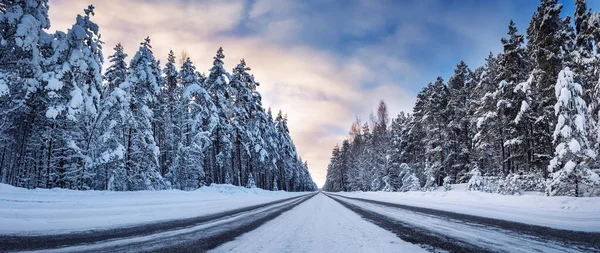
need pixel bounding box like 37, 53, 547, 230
50, 0, 597, 187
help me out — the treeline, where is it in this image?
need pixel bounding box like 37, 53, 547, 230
324, 0, 600, 197
0, 1, 317, 192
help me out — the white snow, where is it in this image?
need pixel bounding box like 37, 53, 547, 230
68, 86, 83, 111
0, 183, 309, 235
210, 193, 427, 253
334, 183, 600, 232
567, 139, 581, 153
0, 75, 8, 97
45, 77, 63, 91
45, 105, 64, 119
335, 196, 591, 253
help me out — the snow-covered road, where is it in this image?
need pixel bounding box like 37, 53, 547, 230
3, 186, 599, 253
210, 192, 427, 253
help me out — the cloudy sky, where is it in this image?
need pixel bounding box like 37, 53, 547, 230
48, 0, 597, 187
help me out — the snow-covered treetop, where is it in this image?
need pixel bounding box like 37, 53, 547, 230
125, 37, 161, 95
105, 43, 128, 93
164, 50, 177, 89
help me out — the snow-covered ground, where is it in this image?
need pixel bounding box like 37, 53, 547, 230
0, 183, 308, 235
334, 183, 600, 232
210, 193, 427, 253
334, 195, 591, 253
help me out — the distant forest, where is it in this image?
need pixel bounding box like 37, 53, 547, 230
324, 0, 600, 197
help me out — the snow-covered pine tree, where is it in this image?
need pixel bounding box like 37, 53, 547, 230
346, 119, 365, 191
121, 37, 167, 190
0, 0, 51, 187
573, 0, 596, 95
399, 163, 420, 192
525, 0, 571, 177
160, 50, 180, 178
168, 57, 213, 190
370, 101, 390, 191
323, 144, 341, 191
547, 67, 598, 197
387, 113, 411, 191
230, 59, 255, 186
339, 139, 350, 191
246, 172, 256, 188
205, 47, 233, 185
497, 20, 530, 176
245, 77, 272, 189
423, 159, 437, 191
95, 43, 130, 191
423, 77, 449, 185
472, 54, 503, 176
104, 43, 127, 95
42, 5, 104, 189
360, 122, 376, 191
274, 111, 297, 191
445, 61, 473, 183
467, 167, 484, 191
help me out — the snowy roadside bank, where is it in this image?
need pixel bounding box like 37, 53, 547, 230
332, 183, 600, 232
0, 183, 310, 235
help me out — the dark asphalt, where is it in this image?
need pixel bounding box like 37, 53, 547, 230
0, 193, 316, 252
324, 192, 600, 253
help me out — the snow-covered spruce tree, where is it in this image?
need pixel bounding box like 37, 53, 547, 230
387, 113, 411, 192
121, 37, 167, 190
0, 0, 51, 187
358, 122, 374, 191
443, 175, 452, 191
419, 78, 449, 186
205, 47, 233, 185
573, 0, 596, 106
246, 173, 256, 188
445, 61, 473, 183
274, 111, 300, 191
406, 88, 429, 181
346, 119, 367, 191
170, 57, 214, 190
104, 43, 127, 95
159, 50, 180, 178
496, 20, 530, 177
524, 0, 571, 177
243, 70, 277, 189
95, 43, 129, 190
370, 101, 390, 191
472, 54, 503, 176
42, 5, 104, 189
467, 167, 484, 192
262, 107, 281, 190
500, 173, 522, 195
272, 176, 278, 191
422, 159, 437, 191
323, 144, 341, 191
230, 59, 255, 186
547, 67, 598, 197
398, 163, 420, 192
573, 0, 600, 171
